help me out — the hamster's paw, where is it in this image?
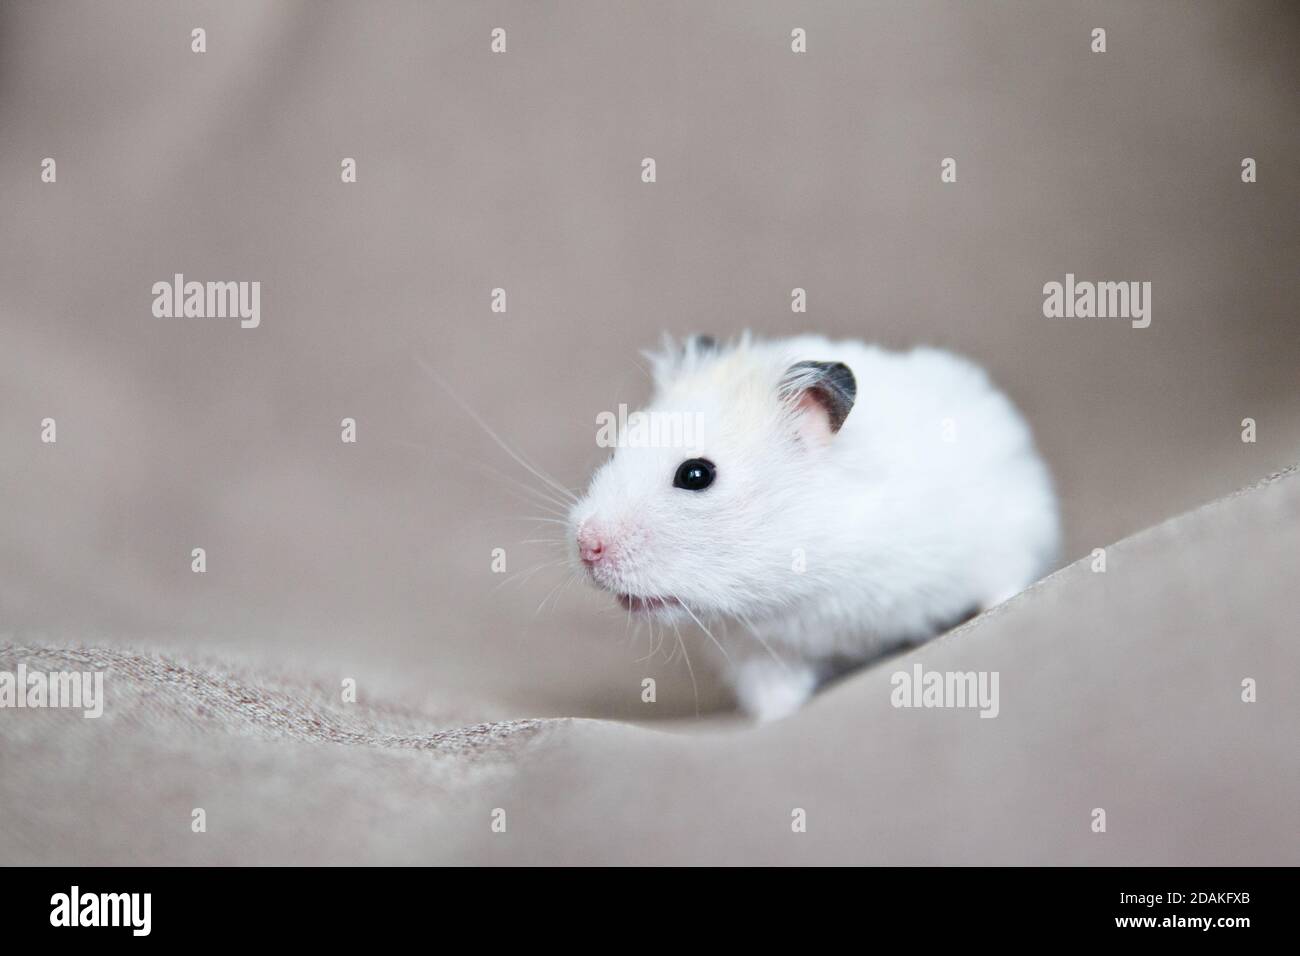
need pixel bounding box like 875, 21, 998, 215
731, 659, 816, 723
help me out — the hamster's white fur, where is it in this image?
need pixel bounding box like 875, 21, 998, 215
569, 333, 1060, 721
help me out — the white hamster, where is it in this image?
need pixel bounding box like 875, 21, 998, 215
569, 333, 1060, 721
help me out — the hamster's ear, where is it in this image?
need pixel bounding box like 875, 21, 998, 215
644, 334, 720, 389
780, 360, 856, 442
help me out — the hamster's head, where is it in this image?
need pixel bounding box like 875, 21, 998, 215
568, 335, 856, 619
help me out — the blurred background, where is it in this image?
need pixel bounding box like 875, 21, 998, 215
2, 1, 1297, 719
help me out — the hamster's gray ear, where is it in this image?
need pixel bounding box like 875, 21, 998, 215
644, 334, 719, 389
780, 360, 857, 434
687, 334, 719, 355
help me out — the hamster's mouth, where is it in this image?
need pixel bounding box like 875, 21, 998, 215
616, 593, 678, 613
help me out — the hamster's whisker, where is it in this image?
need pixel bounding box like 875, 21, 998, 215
471, 460, 575, 514
633, 620, 657, 663
534, 575, 572, 616
394, 435, 574, 518
416, 355, 579, 504
492, 557, 570, 593
536, 569, 582, 615
628, 616, 646, 656
734, 611, 789, 671
645, 617, 660, 663
549, 570, 582, 612
462, 459, 573, 516
669, 618, 700, 717
674, 595, 731, 665
660, 617, 675, 663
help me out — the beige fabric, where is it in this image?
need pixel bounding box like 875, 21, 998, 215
2, 0, 1299, 723
3, 466, 1296, 864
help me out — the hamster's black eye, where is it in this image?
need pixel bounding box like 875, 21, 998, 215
673, 458, 715, 491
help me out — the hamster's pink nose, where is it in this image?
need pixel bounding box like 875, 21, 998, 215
577, 525, 606, 566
